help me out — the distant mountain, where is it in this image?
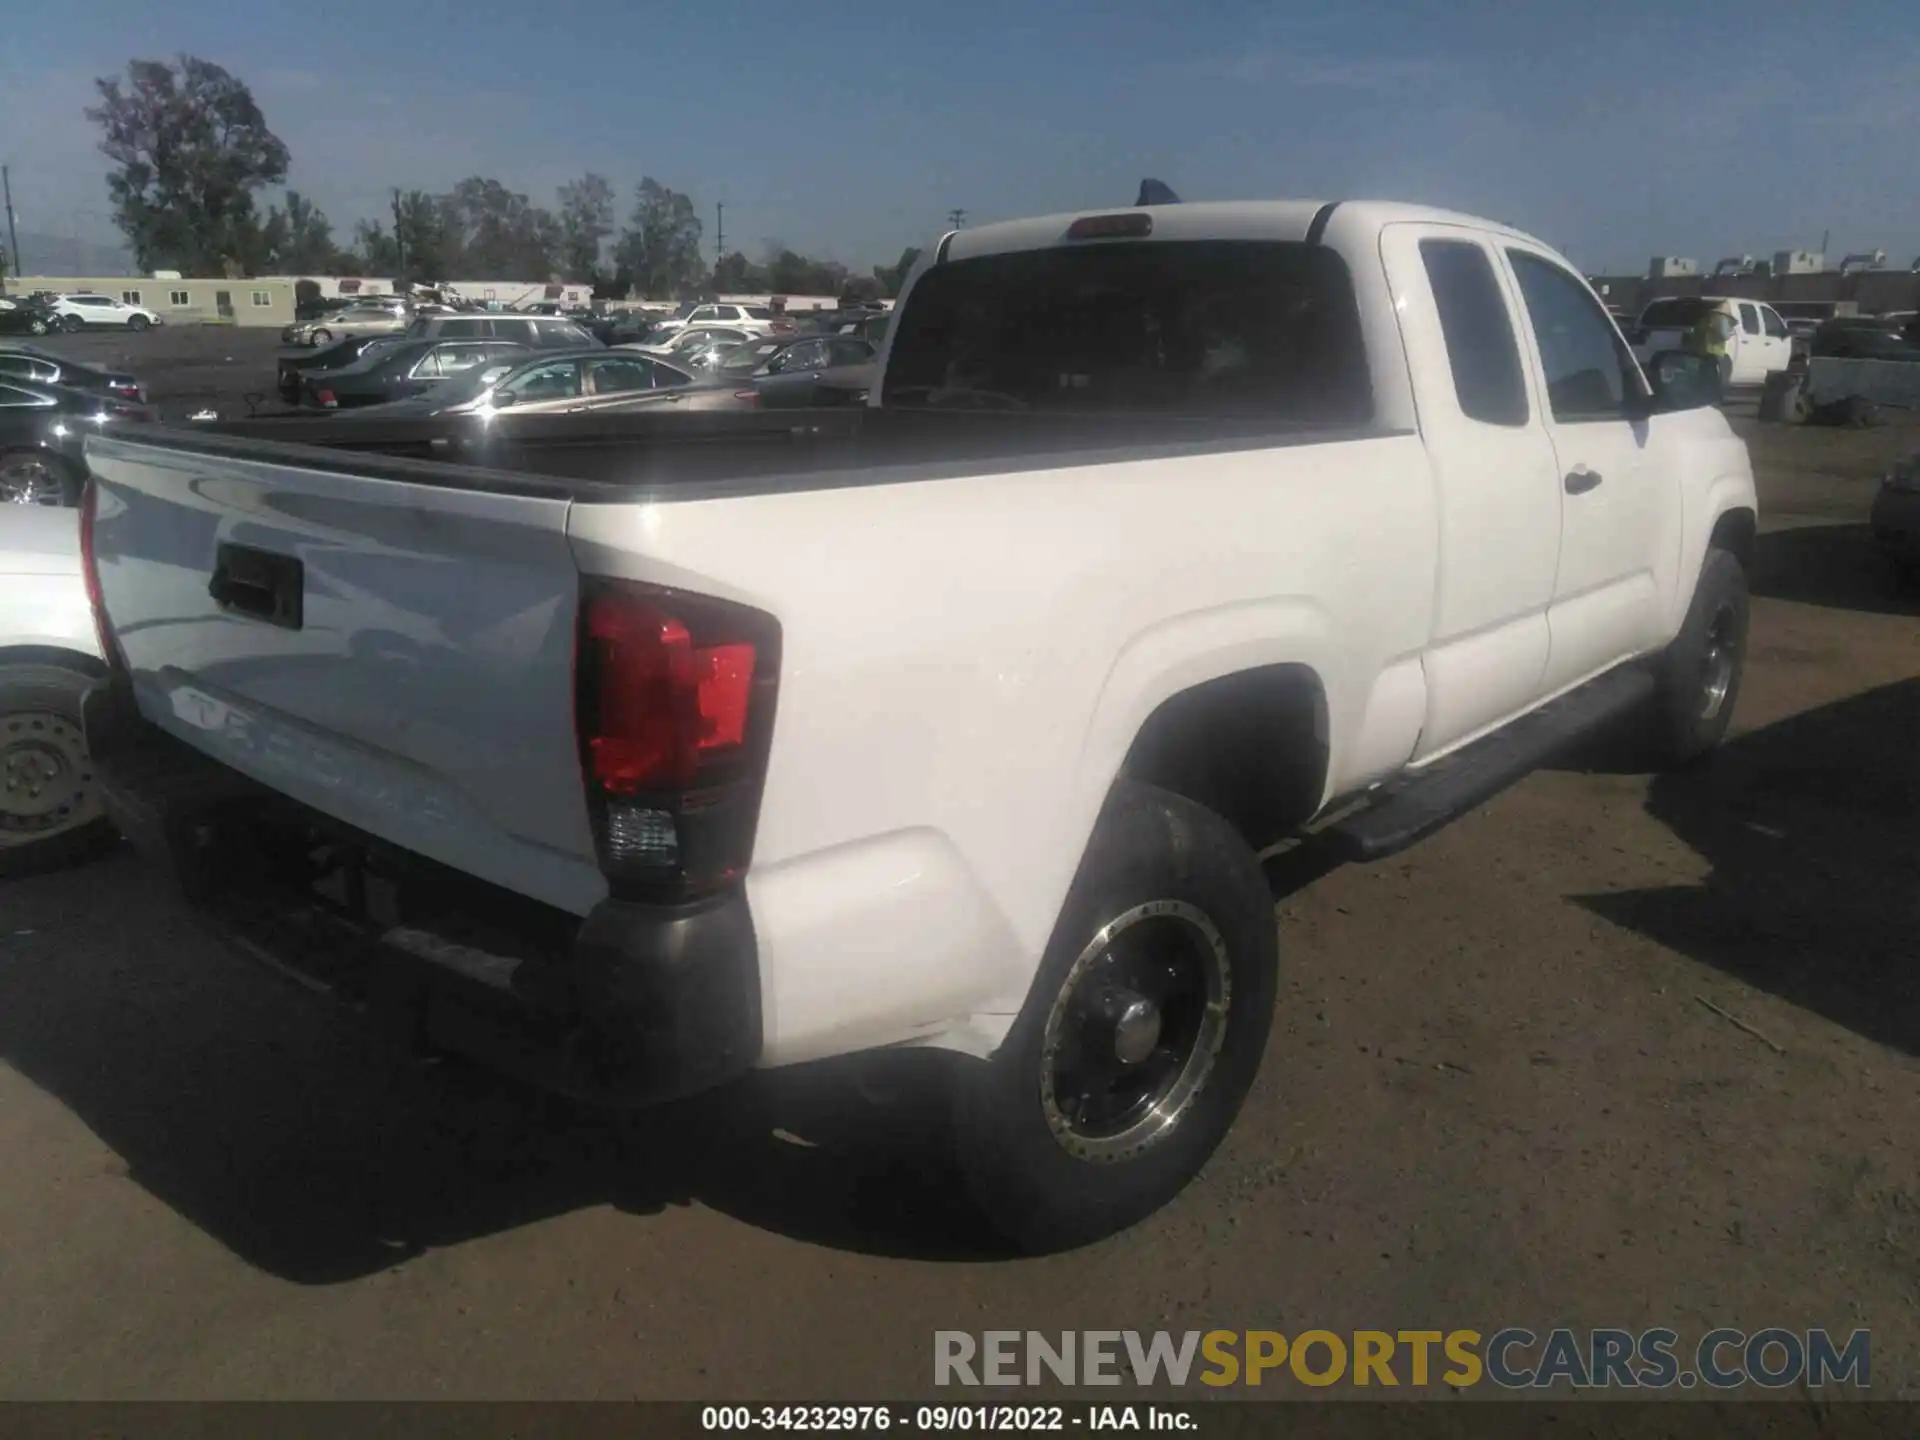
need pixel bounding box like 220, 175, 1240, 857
9, 231, 136, 279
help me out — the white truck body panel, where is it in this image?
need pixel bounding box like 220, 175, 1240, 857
0, 507, 99, 658
82, 198, 1759, 1070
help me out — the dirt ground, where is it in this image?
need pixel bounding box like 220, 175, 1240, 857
1, 338, 1916, 1401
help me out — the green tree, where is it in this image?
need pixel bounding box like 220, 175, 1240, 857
556, 172, 615, 284
351, 220, 399, 276
874, 246, 921, 298
86, 55, 290, 275
260, 190, 338, 273
711, 250, 766, 293
391, 188, 461, 282
614, 178, 704, 299
444, 176, 557, 281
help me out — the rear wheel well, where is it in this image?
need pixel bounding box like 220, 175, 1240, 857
1119, 665, 1328, 852
1709, 507, 1756, 571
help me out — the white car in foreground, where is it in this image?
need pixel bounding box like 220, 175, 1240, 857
51, 293, 164, 333
0, 505, 113, 875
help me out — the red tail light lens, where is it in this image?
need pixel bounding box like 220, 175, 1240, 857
584, 597, 752, 792
1066, 212, 1153, 240
315, 389, 338, 408
575, 580, 780, 900
78, 479, 119, 666
733, 390, 759, 406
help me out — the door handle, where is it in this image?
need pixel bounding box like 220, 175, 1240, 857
564, 404, 587, 413
1564, 467, 1603, 495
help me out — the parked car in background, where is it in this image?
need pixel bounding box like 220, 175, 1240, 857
1809, 316, 1920, 362
650, 302, 794, 339
401, 311, 600, 350
0, 378, 156, 505
627, 324, 754, 358
286, 305, 411, 347
661, 340, 739, 375
0, 346, 147, 405
0, 296, 62, 337
1629, 296, 1791, 385
801, 309, 893, 346
50, 293, 164, 333
0, 503, 114, 877
276, 333, 416, 403
717, 334, 877, 408
301, 338, 531, 410
589, 311, 670, 346
349, 348, 739, 417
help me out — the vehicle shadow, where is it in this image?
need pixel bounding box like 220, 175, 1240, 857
1572, 677, 1919, 1055
0, 863, 1009, 1283
1750, 522, 1920, 617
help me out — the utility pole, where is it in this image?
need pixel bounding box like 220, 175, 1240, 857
716, 202, 725, 260
947, 208, 967, 230
2, 166, 20, 284
392, 187, 407, 281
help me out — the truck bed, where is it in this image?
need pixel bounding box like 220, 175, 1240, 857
167, 406, 1404, 503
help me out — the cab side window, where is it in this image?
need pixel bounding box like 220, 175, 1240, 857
1507, 251, 1641, 423
1419, 238, 1529, 427
1738, 303, 1760, 336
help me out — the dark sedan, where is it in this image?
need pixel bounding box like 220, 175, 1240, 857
587, 310, 673, 346
0, 297, 62, 337
1809, 318, 1918, 362
300, 338, 530, 410
716, 334, 877, 408
278, 333, 417, 402
0, 378, 157, 506
0, 345, 147, 405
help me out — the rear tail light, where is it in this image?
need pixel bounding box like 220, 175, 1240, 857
78, 480, 121, 668
574, 580, 780, 902
733, 390, 760, 406
315, 389, 337, 408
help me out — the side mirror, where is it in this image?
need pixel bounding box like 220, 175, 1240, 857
487, 388, 517, 409
1639, 350, 1723, 414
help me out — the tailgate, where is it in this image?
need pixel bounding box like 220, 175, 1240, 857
1633, 326, 1689, 355
83, 429, 606, 916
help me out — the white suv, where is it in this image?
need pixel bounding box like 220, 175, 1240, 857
52, 293, 164, 333
653, 302, 793, 338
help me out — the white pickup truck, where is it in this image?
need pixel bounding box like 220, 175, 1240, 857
76, 199, 1756, 1252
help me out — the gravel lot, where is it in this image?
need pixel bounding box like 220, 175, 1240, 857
3, 325, 1917, 1402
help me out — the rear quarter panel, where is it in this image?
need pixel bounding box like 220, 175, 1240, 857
0, 507, 98, 658
569, 432, 1437, 1063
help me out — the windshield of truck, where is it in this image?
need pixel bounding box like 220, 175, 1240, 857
882, 239, 1372, 422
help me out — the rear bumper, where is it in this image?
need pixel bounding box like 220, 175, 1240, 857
81, 678, 763, 1108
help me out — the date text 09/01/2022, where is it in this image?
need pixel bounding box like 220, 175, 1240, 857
701, 1404, 1193, 1431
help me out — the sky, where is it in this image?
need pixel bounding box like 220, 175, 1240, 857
1, 0, 1917, 276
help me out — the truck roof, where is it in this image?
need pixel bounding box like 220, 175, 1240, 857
938, 199, 1551, 263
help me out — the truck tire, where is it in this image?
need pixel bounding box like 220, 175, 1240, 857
0, 660, 117, 878
953, 781, 1278, 1253
1647, 547, 1749, 768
